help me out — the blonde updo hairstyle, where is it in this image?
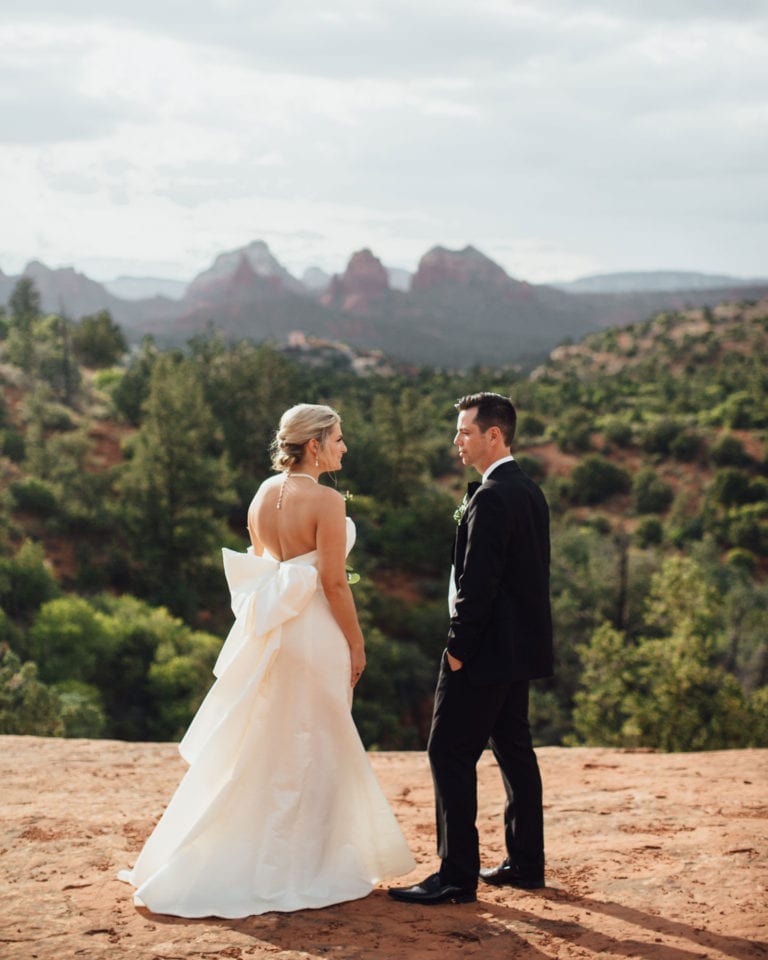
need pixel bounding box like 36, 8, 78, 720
270, 403, 341, 472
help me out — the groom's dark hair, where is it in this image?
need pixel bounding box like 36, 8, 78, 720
455, 392, 517, 446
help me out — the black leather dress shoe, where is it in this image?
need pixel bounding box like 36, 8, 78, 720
480, 861, 545, 889
388, 872, 477, 905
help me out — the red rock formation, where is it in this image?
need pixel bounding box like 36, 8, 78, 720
411, 245, 519, 294
320, 249, 390, 314
186, 240, 305, 300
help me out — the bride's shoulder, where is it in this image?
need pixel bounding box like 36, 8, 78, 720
316, 485, 348, 506
313, 485, 349, 522
251, 475, 281, 498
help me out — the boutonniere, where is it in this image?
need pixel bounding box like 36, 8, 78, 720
453, 494, 469, 525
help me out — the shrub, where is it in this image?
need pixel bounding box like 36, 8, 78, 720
748, 477, 768, 503
634, 517, 663, 548
640, 418, 683, 456
602, 418, 634, 448
569, 455, 631, 505
632, 468, 674, 515
1, 430, 25, 463
53, 680, 107, 738
710, 434, 751, 468
549, 409, 594, 454
0, 644, 64, 736
725, 548, 758, 575
670, 431, 703, 462
708, 468, 752, 507
0, 540, 60, 620
724, 505, 768, 555
10, 477, 58, 515
27, 596, 109, 685
517, 412, 545, 439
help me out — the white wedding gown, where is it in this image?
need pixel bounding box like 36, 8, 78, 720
118, 518, 415, 917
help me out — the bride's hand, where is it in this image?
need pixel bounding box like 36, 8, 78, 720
351, 646, 366, 686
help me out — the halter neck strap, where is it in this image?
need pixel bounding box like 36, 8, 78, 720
276, 471, 318, 509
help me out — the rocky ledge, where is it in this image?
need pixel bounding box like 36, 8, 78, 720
1, 737, 766, 959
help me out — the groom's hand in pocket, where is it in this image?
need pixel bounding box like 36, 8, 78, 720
446, 651, 463, 672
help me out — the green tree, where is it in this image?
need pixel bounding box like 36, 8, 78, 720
147, 622, 221, 740
27, 596, 110, 685
34, 313, 81, 406
72, 310, 127, 367
0, 540, 60, 621
116, 353, 236, 617
110, 336, 159, 425
6, 277, 41, 371
191, 336, 302, 499
0, 644, 64, 736
572, 556, 763, 750
571, 622, 638, 746
340, 388, 442, 504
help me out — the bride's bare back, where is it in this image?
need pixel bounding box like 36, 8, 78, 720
250, 475, 321, 560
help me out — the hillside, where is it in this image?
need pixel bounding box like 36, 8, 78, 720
1, 736, 765, 959
1, 292, 766, 755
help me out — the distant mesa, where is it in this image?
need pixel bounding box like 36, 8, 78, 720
554, 270, 768, 294
2, 239, 768, 369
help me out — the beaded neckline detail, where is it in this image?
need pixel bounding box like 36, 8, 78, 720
276, 472, 318, 509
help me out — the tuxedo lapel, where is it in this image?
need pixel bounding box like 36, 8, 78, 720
453, 463, 520, 585
453, 481, 480, 577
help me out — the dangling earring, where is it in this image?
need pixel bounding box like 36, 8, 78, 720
314, 456, 319, 467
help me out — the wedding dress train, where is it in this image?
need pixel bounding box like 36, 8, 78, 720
118, 518, 414, 917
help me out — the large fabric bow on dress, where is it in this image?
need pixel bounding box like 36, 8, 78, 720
180, 548, 318, 765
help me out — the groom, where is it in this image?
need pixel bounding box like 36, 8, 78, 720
389, 393, 553, 905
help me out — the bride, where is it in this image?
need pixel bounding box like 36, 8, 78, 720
119, 403, 415, 917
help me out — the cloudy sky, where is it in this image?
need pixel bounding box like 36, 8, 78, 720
1, 0, 767, 284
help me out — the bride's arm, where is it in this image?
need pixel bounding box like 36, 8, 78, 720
247, 520, 265, 556
246, 492, 265, 556
316, 491, 366, 685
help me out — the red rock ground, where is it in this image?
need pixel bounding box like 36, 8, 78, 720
1, 737, 766, 959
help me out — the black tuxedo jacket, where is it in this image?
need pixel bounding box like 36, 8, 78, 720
448, 460, 554, 685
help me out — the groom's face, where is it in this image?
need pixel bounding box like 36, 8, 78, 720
454, 407, 493, 473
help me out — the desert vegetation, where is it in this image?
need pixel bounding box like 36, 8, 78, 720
1, 281, 766, 750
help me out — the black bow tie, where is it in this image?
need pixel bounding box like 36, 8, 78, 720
467, 481, 481, 498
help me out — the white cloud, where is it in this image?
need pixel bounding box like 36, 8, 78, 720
0, 1, 766, 283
